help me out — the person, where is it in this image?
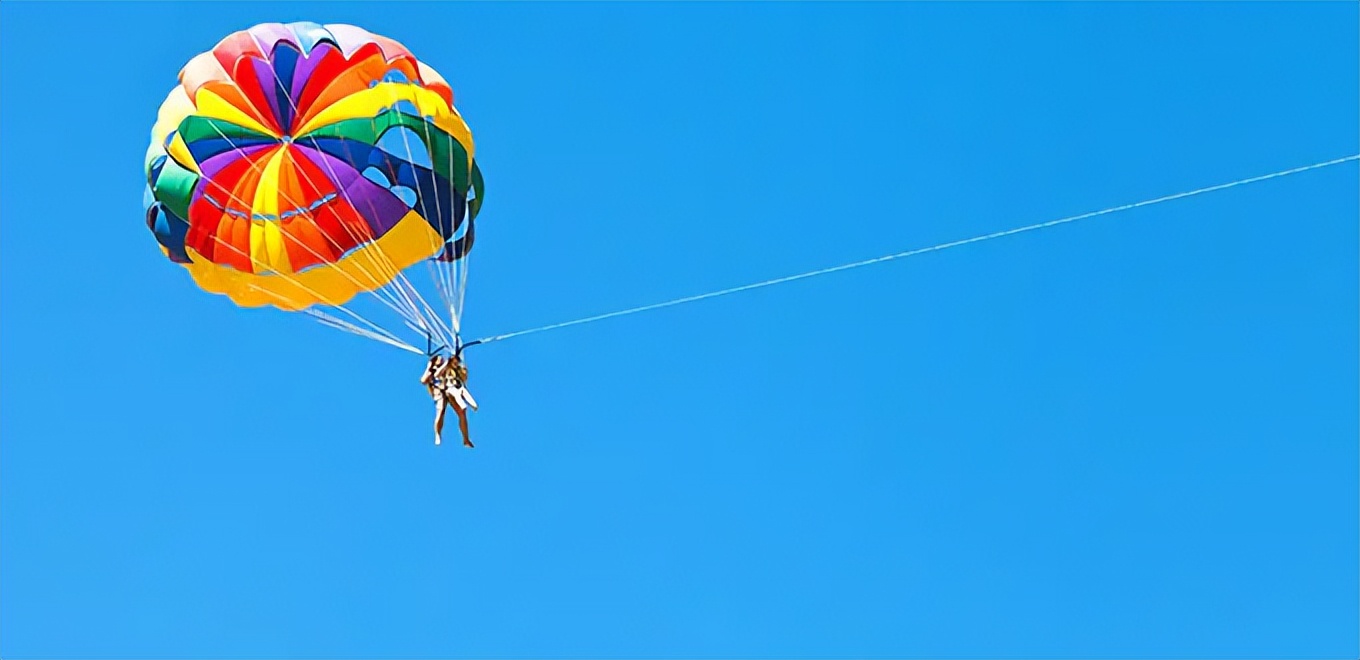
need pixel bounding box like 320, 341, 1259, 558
421, 353, 478, 447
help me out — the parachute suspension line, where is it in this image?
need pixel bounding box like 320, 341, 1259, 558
214, 138, 452, 354
184, 173, 412, 347
456, 241, 473, 335
201, 121, 431, 335
236, 36, 445, 346
472, 154, 1360, 346
412, 141, 457, 335
439, 114, 466, 336
424, 259, 458, 335
302, 308, 423, 354
453, 162, 478, 336
371, 72, 461, 337
392, 274, 457, 347
291, 130, 451, 347
237, 38, 452, 348
237, 274, 419, 353
188, 129, 422, 350
364, 65, 451, 318
400, 74, 460, 329
244, 278, 422, 353
291, 139, 454, 348
293, 138, 438, 342
451, 139, 475, 334
348, 57, 475, 343
301, 64, 456, 348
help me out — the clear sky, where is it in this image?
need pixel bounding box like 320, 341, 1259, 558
2, 2, 1357, 658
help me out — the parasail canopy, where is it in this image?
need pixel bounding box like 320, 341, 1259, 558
144, 21, 483, 353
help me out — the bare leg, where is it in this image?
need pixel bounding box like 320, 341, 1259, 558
433, 400, 447, 445
452, 401, 473, 448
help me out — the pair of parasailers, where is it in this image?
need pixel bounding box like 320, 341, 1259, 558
419, 352, 478, 447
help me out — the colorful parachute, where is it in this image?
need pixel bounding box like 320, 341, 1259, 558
144, 22, 483, 352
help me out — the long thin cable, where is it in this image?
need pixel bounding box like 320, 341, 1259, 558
473, 154, 1359, 346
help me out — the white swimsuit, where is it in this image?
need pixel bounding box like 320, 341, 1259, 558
423, 360, 478, 411
430, 371, 477, 411
445, 380, 478, 411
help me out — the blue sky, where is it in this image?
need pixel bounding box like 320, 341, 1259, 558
2, 2, 1357, 657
